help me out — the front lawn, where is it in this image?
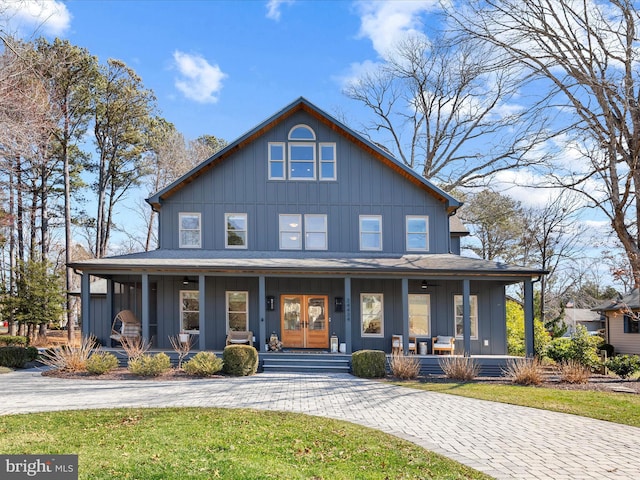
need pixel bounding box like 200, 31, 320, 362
393, 381, 640, 427
0, 408, 490, 480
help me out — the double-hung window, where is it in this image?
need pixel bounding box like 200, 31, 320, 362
409, 294, 430, 337
180, 291, 199, 334
454, 294, 478, 339
305, 214, 327, 250
319, 143, 336, 180
179, 213, 201, 248
360, 215, 382, 251
279, 214, 302, 250
225, 213, 247, 248
279, 214, 327, 250
268, 143, 285, 180
406, 215, 429, 251
361, 293, 384, 337
226, 291, 248, 332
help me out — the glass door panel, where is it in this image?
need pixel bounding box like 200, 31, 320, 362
282, 296, 303, 348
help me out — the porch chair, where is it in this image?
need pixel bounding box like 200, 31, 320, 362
432, 335, 455, 355
110, 310, 141, 347
391, 335, 417, 355
226, 330, 253, 347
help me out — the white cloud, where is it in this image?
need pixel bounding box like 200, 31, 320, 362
1, 0, 71, 36
354, 0, 442, 58
173, 51, 227, 104
335, 59, 384, 90
266, 0, 295, 21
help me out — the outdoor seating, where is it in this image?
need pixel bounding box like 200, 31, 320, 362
226, 330, 253, 347
432, 335, 455, 355
391, 334, 417, 354
110, 310, 141, 347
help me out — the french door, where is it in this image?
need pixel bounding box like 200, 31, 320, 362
281, 295, 329, 349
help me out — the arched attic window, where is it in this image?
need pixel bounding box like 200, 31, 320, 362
288, 124, 316, 140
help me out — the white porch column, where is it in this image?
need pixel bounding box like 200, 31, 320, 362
524, 277, 535, 357
463, 279, 471, 357
81, 272, 90, 338
259, 275, 266, 351
401, 278, 409, 353
141, 273, 150, 342
199, 274, 206, 350
344, 276, 352, 353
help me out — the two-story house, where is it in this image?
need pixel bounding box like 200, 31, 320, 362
71, 98, 542, 357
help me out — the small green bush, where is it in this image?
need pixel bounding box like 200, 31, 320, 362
183, 351, 224, 376
222, 345, 258, 376
26, 346, 39, 362
545, 337, 573, 363
351, 350, 386, 378
0, 335, 28, 347
128, 352, 171, 377
0, 346, 30, 368
606, 354, 640, 379
599, 343, 615, 357
86, 352, 119, 375
545, 326, 601, 368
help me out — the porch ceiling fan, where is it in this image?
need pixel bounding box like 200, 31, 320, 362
421, 280, 440, 289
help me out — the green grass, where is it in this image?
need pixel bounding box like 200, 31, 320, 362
0, 408, 490, 479
392, 381, 640, 427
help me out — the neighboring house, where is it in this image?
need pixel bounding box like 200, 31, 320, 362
564, 308, 605, 335
70, 97, 543, 355
593, 290, 640, 354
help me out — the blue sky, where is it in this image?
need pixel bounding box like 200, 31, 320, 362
3, 0, 440, 143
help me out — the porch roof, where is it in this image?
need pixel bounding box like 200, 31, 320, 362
70, 250, 544, 282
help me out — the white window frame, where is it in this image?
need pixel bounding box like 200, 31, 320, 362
279, 214, 302, 250
268, 142, 285, 180
288, 142, 316, 180
179, 212, 201, 249
359, 215, 382, 251
180, 290, 200, 334
454, 294, 478, 340
288, 124, 316, 140
409, 294, 431, 337
319, 142, 337, 181
406, 215, 429, 252
361, 293, 384, 337
225, 213, 248, 249
304, 214, 327, 250
226, 291, 249, 332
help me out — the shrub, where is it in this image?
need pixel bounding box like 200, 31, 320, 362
545, 337, 573, 363
502, 357, 544, 386
545, 326, 601, 369
222, 345, 258, 376
351, 350, 386, 378
128, 352, 171, 377
558, 360, 591, 384
0, 347, 31, 368
606, 354, 640, 379
183, 351, 224, 376
86, 352, 119, 375
39, 336, 98, 372
439, 356, 479, 381
26, 346, 39, 362
599, 343, 615, 357
388, 353, 421, 380
0, 335, 28, 347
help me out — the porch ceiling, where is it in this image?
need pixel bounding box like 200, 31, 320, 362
70, 251, 545, 282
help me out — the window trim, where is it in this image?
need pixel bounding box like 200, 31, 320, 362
288, 142, 316, 180
409, 293, 431, 337
454, 294, 478, 340
304, 214, 328, 250
268, 142, 286, 180
624, 314, 640, 334
359, 215, 382, 251
279, 214, 302, 250
226, 291, 249, 332
178, 212, 201, 249
406, 215, 429, 252
180, 290, 200, 334
225, 213, 248, 249
361, 293, 384, 338
319, 142, 337, 181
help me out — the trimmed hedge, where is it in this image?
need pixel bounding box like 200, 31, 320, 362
222, 345, 258, 376
0, 346, 30, 368
0, 335, 28, 347
352, 350, 386, 378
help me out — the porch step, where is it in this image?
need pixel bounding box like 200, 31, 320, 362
261, 353, 351, 374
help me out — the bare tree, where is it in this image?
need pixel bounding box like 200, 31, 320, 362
454, 0, 640, 287
344, 33, 554, 190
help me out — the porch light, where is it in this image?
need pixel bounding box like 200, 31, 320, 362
182, 276, 190, 285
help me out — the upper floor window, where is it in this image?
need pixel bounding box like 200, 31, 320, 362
454, 294, 478, 339
268, 143, 285, 180
360, 215, 382, 251
319, 143, 336, 180
289, 143, 316, 180
289, 124, 316, 140
279, 214, 302, 250
304, 214, 327, 250
179, 213, 201, 248
406, 215, 429, 251
225, 213, 247, 249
